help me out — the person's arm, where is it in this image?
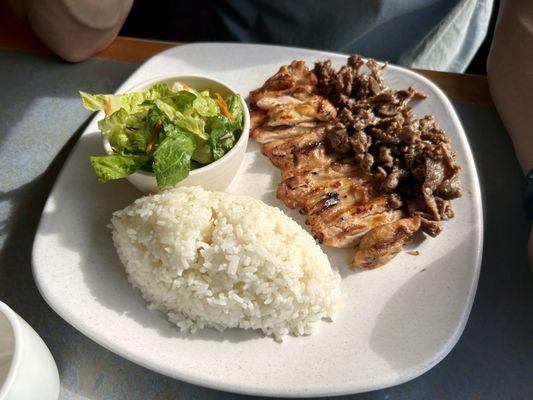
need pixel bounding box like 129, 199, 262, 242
23, 0, 133, 62
487, 0, 533, 266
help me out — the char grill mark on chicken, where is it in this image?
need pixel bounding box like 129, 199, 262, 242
249, 60, 318, 104
249, 55, 461, 269
309, 197, 404, 248
351, 215, 422, 269
250, 60, 333, 135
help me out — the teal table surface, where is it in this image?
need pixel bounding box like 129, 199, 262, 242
0, 50, 532, 400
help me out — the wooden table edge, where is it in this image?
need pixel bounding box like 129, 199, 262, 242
0, 34, 493, 106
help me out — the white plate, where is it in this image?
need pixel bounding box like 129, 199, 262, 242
32, 43, 483, 397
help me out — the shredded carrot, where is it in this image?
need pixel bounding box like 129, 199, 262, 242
146, 120, 162, 153
105, 97, 111, 116
214, 93, 233, 120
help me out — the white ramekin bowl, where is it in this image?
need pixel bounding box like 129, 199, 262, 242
0, 302, 59, 400
102, 75, 250, 193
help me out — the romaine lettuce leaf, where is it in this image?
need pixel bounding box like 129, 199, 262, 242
191, 141, 213, 164
144, 98, 208, 141
80, 83, 175, 114
225, 94, 243, 128
116, 83, 174, 114
192, 91, 218, 117
79, 92, 107, 111
98, 108, 149, 154
151, 98, 177, 120
207, 115, 237, 161
169, 90, 196, 111
174, 111, 208, 140
161, 122, 195, 141
90, 154, 149, 183
153, 135, 196, 188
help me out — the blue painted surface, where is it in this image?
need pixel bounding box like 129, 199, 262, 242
0, 50, 531, 399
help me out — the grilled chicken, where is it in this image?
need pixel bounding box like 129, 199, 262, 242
308, 196, 403, 248
250, 61, 337, 136
250, 60, 423, 269
249, 61, 318, 105
262, 127, 330, 171
351, 215, 421, 269
256, 91, 337, 127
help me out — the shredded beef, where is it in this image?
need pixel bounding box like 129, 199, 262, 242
326, 123, 351, 153
313, 54, 462, 234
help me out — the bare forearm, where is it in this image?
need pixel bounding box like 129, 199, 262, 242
487, 0, 533, 174
488, 0, 533, 268
25, 0, 133, 62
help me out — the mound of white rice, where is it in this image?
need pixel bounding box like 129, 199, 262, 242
111, 186, 342, 340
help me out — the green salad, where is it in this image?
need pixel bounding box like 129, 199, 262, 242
80, 82, 244, 189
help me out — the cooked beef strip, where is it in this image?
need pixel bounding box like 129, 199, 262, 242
314, 54, 461, 228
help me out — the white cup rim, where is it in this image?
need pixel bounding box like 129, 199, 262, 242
100, 74, 251, 178
0, 302, 23, 400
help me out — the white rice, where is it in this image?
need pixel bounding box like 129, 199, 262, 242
111, 186, 343, 340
